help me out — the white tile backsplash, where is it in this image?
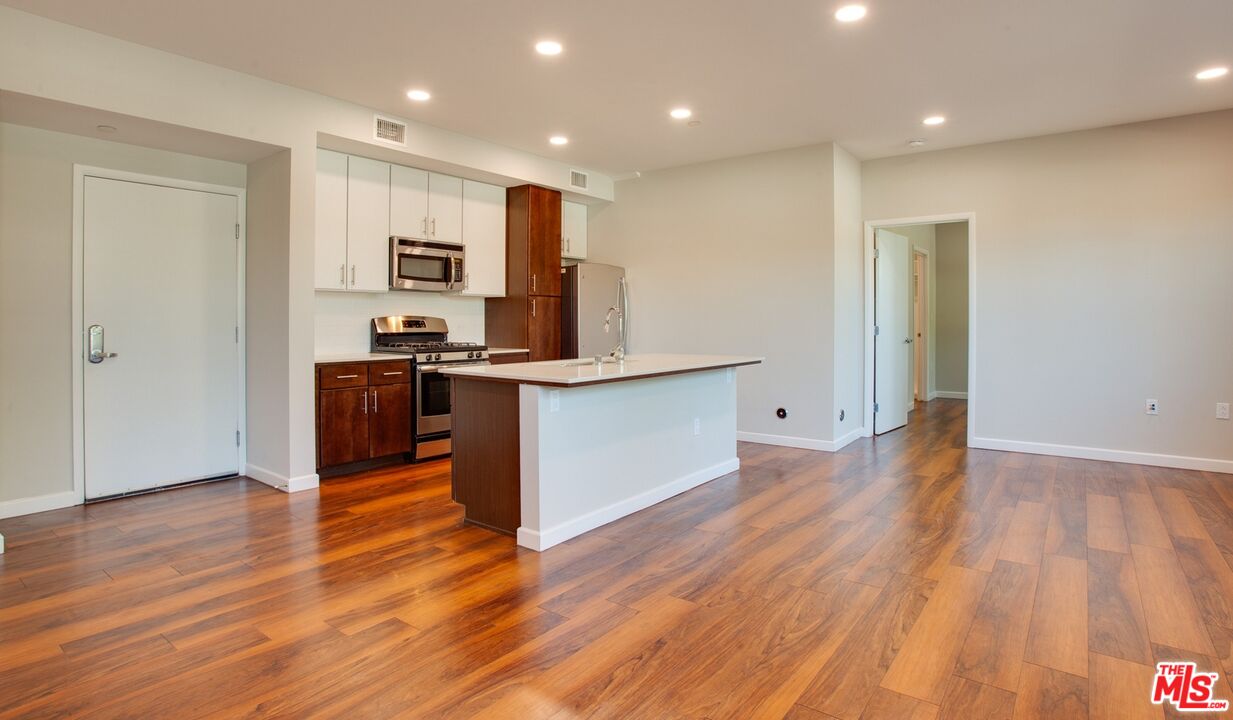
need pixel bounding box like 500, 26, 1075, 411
314, 291, 486, 354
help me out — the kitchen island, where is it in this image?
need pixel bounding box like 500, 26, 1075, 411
442, 354, 762, 550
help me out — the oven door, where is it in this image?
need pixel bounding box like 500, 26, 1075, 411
390, 238, 462, 292
415, 362, 489, 435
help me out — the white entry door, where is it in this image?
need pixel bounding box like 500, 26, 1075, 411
83, 176, 240, 499
874, 229, 912, 434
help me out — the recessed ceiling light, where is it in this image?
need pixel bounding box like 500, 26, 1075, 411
834, 5, 867, 22
669, 108, 692, 120
922, 115, 946, 126
535, 40, 563, 56
1195, 66, 1229, 80
406, 89, 431, 102
549, 135, 569, 145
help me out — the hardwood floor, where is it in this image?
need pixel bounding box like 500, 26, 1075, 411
2, 400, 1231, 718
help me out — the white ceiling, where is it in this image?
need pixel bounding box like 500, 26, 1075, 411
3, 0, 1231, 176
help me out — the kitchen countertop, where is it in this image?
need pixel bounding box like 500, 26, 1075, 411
314, 347, 530, 364
439, 353, 763, 387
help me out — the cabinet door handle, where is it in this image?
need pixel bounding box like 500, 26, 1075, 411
422, 217, 428, 236
350, 265, 356, 287
465, 272, 470, 290
336, 374, 359, 379
372, 388, 378, 413
531, 274, 537, 293
362, 390, 367, 415
431, 217, 436, 237
339, 264, 345, 286
531, 298, 536, 317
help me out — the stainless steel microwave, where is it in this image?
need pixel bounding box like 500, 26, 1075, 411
389, 237, 464, 292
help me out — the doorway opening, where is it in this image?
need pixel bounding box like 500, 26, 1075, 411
866, 215, 972, 440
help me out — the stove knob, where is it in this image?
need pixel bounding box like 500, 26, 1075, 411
435, 353, 442, 361
467, 351, 475, 359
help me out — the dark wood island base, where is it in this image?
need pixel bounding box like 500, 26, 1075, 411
450, 377, 521, 535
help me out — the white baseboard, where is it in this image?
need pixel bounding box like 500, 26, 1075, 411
970, 437, 1233, 475
245, 464, 321, 493
0, 490, 79, 520
517, 457, 740, 551
737, 428, 866, 453
934, 391, 968, 400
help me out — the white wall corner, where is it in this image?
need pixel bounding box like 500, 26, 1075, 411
245, 464, 320, 493
0, 532, 5, 554
970, 437, 1233, 475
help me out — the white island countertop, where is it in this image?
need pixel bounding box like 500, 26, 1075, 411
440, 353, 763, 387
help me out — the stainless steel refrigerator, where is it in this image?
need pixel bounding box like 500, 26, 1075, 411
561, 263, 628, 359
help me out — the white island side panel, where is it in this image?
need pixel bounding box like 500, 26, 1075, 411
517, 368, 739, 550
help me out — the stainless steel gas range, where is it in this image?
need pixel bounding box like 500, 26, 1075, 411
370, 316, 489, 460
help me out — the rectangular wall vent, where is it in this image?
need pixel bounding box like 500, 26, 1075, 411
374, 115, 407, 145
569, 170, 588, 190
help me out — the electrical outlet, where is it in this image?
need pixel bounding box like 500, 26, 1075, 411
1218, 402, 1230, 420
693, 418, 701, 436
1145, 399, 1159, 415
549, 390, 560, 412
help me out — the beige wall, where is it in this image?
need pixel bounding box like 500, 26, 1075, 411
863, 110, 1233, 467
831, 144, 864, 442
934, 222, 968, 395
589, 143, 838, 446
0, 122, 246, 511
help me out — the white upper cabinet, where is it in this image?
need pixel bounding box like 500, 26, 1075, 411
315, 149, 349, 291
389, 164, 429, 240
390, 167, 462, 245
458, 180, 506, 297
315, 150, 506, 295
428, 173, 463, 245
345, 155, 391, 293
561, 200, 588, 260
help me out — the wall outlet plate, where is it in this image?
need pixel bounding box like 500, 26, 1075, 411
549, 390, 560, 412
1145, 399, 1159, 415
1218, 402, 1230, 420
693, 418, 701, 436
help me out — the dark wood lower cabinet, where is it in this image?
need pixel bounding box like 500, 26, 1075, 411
318, 387, 370, 467
528, 296, 561, 361
369, 383, 411, 457
316, 360, 413, 471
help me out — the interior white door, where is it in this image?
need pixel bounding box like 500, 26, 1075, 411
83, 176, 240, 498
874, 229, 912, 434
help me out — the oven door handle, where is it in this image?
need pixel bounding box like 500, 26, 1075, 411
416, 362, 490, 372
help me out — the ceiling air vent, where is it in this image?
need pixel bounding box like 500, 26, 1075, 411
569, 170, 588, 190
374, 114, 407, 146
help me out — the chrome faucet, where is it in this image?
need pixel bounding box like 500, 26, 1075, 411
603, 277, 628, 361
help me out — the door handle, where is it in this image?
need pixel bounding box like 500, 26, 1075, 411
431, 217, 436, 237
362, 390, 368, 415
422, 217, 428, 237
531, 274, 537, 293
87, 324, 118, 363
372, 388, 378, 413
531, 298, 536, 317
340, 264, 345, 286
350, 265, 356, 287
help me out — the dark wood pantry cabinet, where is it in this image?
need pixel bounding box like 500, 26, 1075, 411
315, 360, 412, 470
484, 184, 563, 361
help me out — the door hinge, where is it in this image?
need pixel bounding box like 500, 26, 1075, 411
874, 403, 880, 413
235, 430, 241, 446
873, 248, 880, 259
235, 223, 240, 240
235, 326, 239, 343
874, 325, 881, 336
